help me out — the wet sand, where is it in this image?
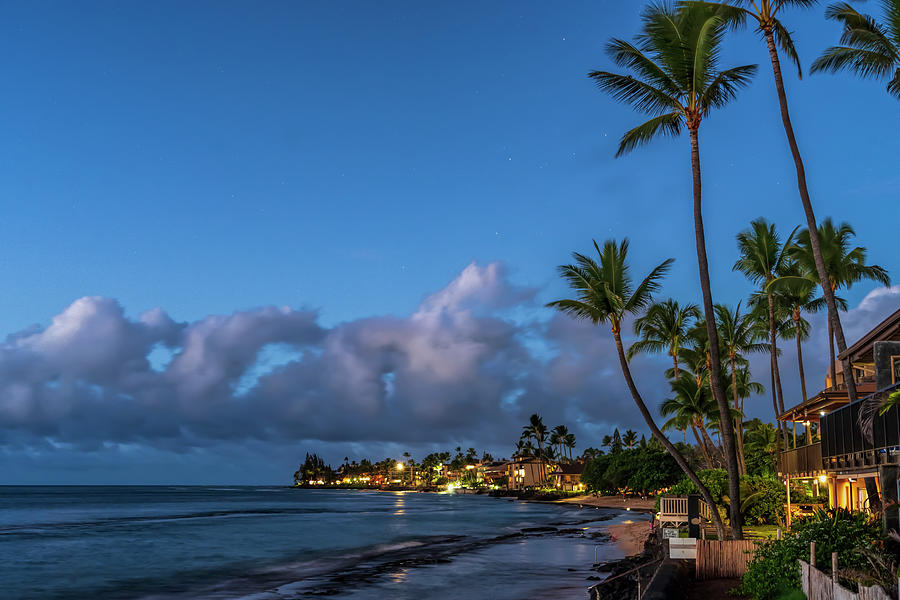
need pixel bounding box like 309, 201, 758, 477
605, 518, 653, 556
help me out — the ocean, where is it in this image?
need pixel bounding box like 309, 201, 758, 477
0, 486, 640, 599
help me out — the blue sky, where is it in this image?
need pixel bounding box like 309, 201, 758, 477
0, 2, 897, 483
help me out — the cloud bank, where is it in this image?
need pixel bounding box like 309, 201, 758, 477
1, 263, 897, 482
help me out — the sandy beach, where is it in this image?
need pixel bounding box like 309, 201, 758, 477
556, 495, 654, 556
605, 519, 653, 555
559, 494, 656, 512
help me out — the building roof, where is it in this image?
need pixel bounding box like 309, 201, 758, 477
837, 307, 900, 363
553, 463, 585, 475
778, 381, 878, 422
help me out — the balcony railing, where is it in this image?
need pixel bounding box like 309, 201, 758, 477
777, 442, 823, 477
820, 383, 900, 469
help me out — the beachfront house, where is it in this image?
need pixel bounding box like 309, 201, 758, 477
776, 307, 900, 530
480, 461, 511, 488
506, 458, 544, 490
550, 462, 585, 491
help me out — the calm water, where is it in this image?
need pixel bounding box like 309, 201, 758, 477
0, 486, 640, 599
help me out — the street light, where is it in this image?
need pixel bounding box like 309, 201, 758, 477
396, 462, 404, 470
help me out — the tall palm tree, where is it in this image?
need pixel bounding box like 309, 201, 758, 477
792, 219, 891, 387
522, 414, 549, 484
551, 425, 570, 460
689, 0, 863, 408
628, 299, 701, 380
564, 433, 577, 461
812, 1, 900, 99
715, 302, 769, 474
590, 4, 755, 537
662, 372, 724, 468
547, 238, 727, 538
734, 218, 795, 446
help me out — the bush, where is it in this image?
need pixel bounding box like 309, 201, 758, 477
738, 508, 883, 599
581, 446, 682, 495
742, 476, 786, 526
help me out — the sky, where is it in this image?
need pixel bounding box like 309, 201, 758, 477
0, 1, 897, 484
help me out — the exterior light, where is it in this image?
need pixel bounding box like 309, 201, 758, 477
465, 465, 475, 470
820, 411, 826, 416
818, 475, 827, 484
396, 462, 404, 470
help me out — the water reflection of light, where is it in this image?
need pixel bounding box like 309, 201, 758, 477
393, 495, 406, 515
390, 569, 408, 583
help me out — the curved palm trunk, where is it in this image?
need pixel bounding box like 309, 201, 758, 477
768, 292, 789, 448
730, 357, 747, 475
794, 309, 808, 402
672, 353, 680, 381
689, 125, 743, 538
762, 28, 858, 405
612, 329, 727, 539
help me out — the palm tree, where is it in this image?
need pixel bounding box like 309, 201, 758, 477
628, 299, 701, 380
522, 414, 549, 484
563, 433, 577, 461
734, 218, 795, 446
689, 0, 864, 410
744, 419, 779, 476
812, 1, 900, 99
551, 425, 570, 460
792, 219, 891, 387
768, 268, 846, 403
590, 4, 755, 537
661, 372, 724, 468
547, 237, 727, 538
623, 429, 639, 450
715, 302, 769, 474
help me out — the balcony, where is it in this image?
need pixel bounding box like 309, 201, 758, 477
820, 383, 900, 470
777, 442, 823, 478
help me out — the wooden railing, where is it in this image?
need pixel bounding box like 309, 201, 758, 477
658, 496, 713, 525
821, 383, 900, 469
777, 442, 823, 477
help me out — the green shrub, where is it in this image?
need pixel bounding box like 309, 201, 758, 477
738, 508, 883, 599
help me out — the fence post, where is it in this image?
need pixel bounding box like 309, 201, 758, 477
777, 528, 781, 540
810, 541, 815, 569
832, 552, 838, 585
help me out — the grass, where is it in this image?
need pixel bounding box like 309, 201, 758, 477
742, 524, 782, 540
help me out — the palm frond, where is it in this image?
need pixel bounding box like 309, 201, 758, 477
616, 112, 683, 157
889, 67, 900, 98
626, 258, 675, 313
773, 18, 804, 78
702, 64, 758, 108
588, 71, 680, 115
605, 38, 682, 96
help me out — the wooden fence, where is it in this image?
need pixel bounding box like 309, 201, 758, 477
695, 540, 760, 580
800, 560, 890, 600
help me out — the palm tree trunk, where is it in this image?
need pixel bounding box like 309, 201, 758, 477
828, 310, 837, 388
762, 27, 858, 405
769, 356, 786, 445
690, 423, 714, 468
730, 357, 747, 475
768, 291, 789, 449
795, 311, 808, 402
612, 328, 727, 539
689, 125, 743, 538
697, 421, 724, 468
672, 354, 680, 381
